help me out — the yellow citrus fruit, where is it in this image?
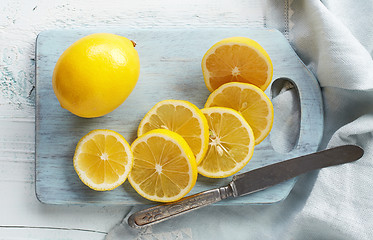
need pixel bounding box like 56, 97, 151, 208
205, 82, 274, 145
198, 107, 255, 178
202, 37, 273, 92
128, 129, 198, 202
73, 129, 133, 191
53, 33, 140, 118
137, 100, 209, 165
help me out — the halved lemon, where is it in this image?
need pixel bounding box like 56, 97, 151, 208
202, 37, 273, 92
128, 129, 198, 202
205, 82, 274, 145
73, 129, 133, 191
137, 100, 209, 165
198, 107, 255, 178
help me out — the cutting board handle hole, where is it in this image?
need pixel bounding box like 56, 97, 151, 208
270, 77, 301, 154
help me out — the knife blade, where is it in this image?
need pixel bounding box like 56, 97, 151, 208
128, 145, 364, 228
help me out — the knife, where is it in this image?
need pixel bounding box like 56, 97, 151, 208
128, 145, 364, 228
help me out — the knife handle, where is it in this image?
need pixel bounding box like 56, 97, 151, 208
128, 185, 233, 228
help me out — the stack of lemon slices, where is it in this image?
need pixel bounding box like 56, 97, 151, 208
72, 37, 274, 203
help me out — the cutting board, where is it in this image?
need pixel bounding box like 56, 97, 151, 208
35, 28, 323, 205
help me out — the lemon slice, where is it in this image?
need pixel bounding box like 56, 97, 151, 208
73, 129, 133, 191
205, 82, 274, 145
128, 129, 198, 202
202, 37, 273, 92
137, 100, 209, 165
198, 107, 255, 178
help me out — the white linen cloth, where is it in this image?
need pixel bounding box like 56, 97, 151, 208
107, 0, 373, 239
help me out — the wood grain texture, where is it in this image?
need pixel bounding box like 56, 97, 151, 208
35, 28, 323, 205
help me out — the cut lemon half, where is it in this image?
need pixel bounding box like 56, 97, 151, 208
198, 107, 255, 178
205, 82, 274, 145
73, 129, 133, 191
202, 37, 273, 92
137, 100, 209, 165
128, 129, 198, 202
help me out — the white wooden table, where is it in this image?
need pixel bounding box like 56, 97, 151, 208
0, 0, 266, 238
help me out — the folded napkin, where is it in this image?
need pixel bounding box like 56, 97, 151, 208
107, 0, 373, 239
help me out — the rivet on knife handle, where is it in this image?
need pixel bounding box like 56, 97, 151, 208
128, 185, 233, 228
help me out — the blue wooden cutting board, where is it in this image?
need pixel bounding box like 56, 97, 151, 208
35, 28, 323, 205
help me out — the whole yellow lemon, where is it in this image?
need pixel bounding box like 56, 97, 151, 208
52, 33, 140, 118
